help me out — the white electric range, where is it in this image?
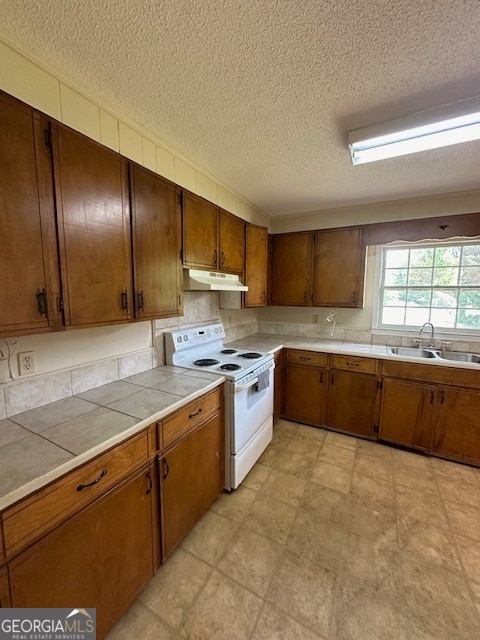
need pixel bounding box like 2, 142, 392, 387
165, 323, 274, 490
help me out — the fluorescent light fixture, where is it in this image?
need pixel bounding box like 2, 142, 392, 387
348, 97, 480, 164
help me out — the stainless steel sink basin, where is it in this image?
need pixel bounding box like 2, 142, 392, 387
439, 351, 480, 363
387, 346, 439, 358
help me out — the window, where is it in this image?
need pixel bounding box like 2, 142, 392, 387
377, 242, 480, 332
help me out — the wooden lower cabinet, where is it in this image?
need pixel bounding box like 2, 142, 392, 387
273, 350, 285, 422
284, 363, 326, 426
0, 568, 10, 607
433, 386, 480, 464
160, 411, 224, 560
378, 378, 435, 450
328, 370, 377, 437
8, 464, 155, 638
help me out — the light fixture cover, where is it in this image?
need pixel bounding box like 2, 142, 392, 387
348, 97, 480, 164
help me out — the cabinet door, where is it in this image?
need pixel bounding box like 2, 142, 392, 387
284, 364, 326, 426
183, 192, 218, 269
313, 227, 366, 307
244, 224, 268, 307
130, 164, 182, 319
0, 567, 10, 607
271, 233, 313, 305
53, 124, 132, 327
0, 93, 60, 335
8, 466, 155, 639
379, 378, 434, 450
328, 370, 377, 436
160, 412, 224, 559
219, 210, 245, 274
433, 386, 480, 464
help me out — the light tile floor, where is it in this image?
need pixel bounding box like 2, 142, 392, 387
108, 420, 480, 640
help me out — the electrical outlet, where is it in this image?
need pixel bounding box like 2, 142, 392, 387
18, 351, 35, 375
313, 314, 319, 324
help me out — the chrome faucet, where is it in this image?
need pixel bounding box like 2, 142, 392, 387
419, 322, 435, 348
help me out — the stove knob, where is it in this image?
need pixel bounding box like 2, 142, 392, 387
177, 336, 182, 343
183, 334, 188, 341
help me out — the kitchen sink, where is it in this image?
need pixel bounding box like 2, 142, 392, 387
439, 351, 480, 363
387, 346, 439, 358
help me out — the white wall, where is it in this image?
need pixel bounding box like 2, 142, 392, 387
271, 189, 480, 233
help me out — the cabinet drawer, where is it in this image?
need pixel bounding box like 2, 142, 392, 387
287, 350, 326, 367
160, 388, 222, 450
3, 431, 148, 556
331, 355, 377, 374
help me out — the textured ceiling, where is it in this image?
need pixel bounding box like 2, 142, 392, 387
1, 0, 480, 216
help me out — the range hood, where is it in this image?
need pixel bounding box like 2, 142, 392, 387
183, 269, 248, 292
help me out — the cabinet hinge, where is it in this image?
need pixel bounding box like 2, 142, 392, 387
36, 289, 48, 318
44, 127, 52, 147
373, 425, 379, 435
377, 380, 383, 390
56, 297, 64, 311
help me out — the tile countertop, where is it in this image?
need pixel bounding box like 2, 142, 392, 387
0, 366, 224, 512
226, 333, 480, 370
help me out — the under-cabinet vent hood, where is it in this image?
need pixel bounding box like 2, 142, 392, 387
183, 269, 248, 292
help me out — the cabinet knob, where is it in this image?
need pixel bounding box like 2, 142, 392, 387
137, 290, 144, 309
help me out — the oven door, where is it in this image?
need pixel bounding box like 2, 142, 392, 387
231, 363, 274, 454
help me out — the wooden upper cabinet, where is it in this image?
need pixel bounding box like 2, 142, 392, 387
313, 227, 366, 307
271, 232, 313, 305
129, 164, 183, 319
219, 209, 245, 274
183, 192, 218, 269
0, 93, 61, 335
52, 123, 132, 327
244, 224, 268, 307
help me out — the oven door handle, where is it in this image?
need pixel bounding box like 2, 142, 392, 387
234, 378, 259, 393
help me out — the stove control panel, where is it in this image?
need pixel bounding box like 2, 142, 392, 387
165, 323, 226, 362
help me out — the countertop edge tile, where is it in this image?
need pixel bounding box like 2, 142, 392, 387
0, 377, 224, 512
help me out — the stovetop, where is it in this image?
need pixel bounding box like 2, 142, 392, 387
164, 323, 273, 381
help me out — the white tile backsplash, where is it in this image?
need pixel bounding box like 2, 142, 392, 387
5, 371, 72, 416
117, 349, 153, 379
71, 358, 119, 395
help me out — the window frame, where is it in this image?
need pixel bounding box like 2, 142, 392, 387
372, 239, 480, 337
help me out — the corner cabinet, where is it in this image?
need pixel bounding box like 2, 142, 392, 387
244, 224, 268, 307
182, 193, 246, 275
313, 227, 366, 307
52, 123, 133, 327
270, 227, 366, 308
271, 232, 313, 306
7, 464, 156, 639
129, 164, 183, 319
0, 92, 61, 335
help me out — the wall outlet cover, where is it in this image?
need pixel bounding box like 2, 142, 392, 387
18, 350, 35, 375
